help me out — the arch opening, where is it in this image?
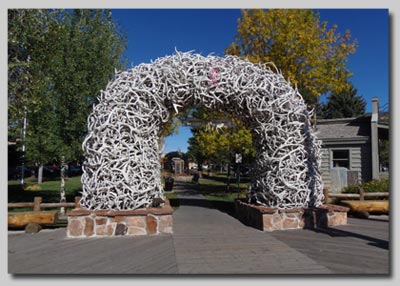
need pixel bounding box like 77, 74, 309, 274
80, 51, 324, 210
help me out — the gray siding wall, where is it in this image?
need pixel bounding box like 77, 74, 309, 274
320, 148, 331, 188
320, 143, 372, 190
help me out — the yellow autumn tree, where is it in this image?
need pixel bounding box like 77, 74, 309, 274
226, 9, 358, 105
193, 111, 255, 169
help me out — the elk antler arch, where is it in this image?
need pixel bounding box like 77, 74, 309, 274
80, 51, 324, 210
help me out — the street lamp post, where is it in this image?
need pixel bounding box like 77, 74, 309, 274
235, 153, 242, 198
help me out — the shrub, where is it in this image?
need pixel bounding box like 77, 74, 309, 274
342, 178, 389, 194
361, 178, 388, 193
343, 184, 360, 194
24, 185, 42, 191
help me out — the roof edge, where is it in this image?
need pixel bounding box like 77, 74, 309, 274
317, 115, 371, 124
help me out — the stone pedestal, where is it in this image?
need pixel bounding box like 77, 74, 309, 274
67, 201, 173, 238
235, 199, 349, 232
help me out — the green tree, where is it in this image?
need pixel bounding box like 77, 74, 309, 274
8, 9, 127, 182
47, 9, 127, 162
8, 9, 50, 143
226, 9, 357, 106
8, 9, 59, 181
186, 108, 255, 174
317, 81, 366, 119
187, 134, 206, 171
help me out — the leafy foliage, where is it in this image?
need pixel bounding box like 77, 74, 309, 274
226, 9, 357, 105
186, 135, 206, 170
317, 81, 366, 119
362, 178, 388, 193
8, 9, 127, 165
186, 108, 255, 169
342, 178, 388, 194
342, 184, 360, 194
48, 10, 127, 161
9, 10, 63, 166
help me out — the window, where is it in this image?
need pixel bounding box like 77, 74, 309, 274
332, 150, 350, 169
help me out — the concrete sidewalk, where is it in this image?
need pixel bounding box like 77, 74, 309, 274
8, 180, 389, 274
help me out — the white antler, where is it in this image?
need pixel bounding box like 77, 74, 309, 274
80, 51, 324, 210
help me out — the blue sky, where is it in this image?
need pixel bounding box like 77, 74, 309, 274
110, 9, 389, 154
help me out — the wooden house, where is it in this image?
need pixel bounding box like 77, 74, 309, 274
316, 97, 389, 190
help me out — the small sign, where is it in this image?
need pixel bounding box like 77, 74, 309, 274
235, 153, 242, 164
209, 67, 220, 86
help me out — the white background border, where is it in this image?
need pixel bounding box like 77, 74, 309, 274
1, 1, 398, 285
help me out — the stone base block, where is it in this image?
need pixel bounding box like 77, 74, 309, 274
235, 199, 349, 232
67, 200, 173, 238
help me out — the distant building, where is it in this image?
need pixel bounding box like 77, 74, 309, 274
161, 151, 188, 174
171, 157, 185, 174
317, 97, 389, 190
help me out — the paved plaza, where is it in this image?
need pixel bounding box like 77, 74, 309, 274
8, 181, 389, 274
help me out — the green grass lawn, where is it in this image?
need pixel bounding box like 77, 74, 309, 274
9, 175, 82, 191
8, 175, 181, 210
8, 176, 83, 206
164, 191, 179, 200
196, 173, 249, 202
164, 191, 180, 210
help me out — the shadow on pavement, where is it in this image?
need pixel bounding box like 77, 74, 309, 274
174, 197, 237, 217
309, 226, 389, 250
170, 180, 238, 218
201, 174, 251, 184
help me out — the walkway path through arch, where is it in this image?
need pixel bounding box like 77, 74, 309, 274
171, 179, 332, 273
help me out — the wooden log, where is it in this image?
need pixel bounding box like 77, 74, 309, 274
341, 200, 389, 213
33, 197, 42, 211
8, 198, 84, 210
323, 189, 329, 204
359, 187, 365, 201
8, 202, 35, 208
40, 202, 76, 209
74, 196, 81, 209
328, 193, 388, 200
8, 211, 57, 228
329, 193, 360, 199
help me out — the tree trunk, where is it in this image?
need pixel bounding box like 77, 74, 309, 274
197, 158, 203, 178
60, 156, 66, 215
227, 163, 231, 190
38, 164, 43, 184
